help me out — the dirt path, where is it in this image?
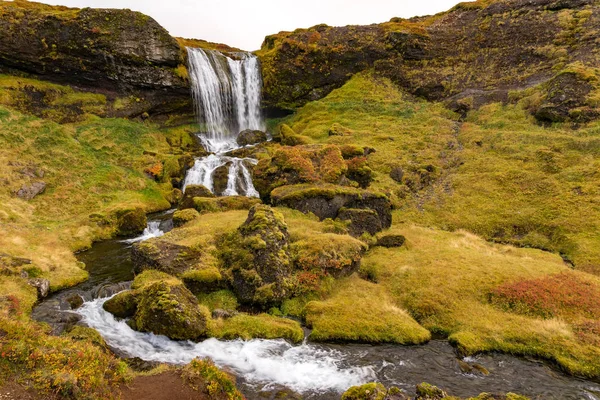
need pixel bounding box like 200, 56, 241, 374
119, 371, 206, 400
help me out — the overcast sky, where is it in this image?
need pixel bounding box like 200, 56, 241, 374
39, 0, 466, 51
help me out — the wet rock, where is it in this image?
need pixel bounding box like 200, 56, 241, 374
415, 382, 448, 399
271, 184, 392, 230
65, 293, 84, 310
172, 208, 200, 227
179, 184, 214, 210
115, 208, 147, 236
212, 165, 230, 196
16, 181, 46, 200
124, 357, 162, 372
28, 278, 50, 298
218, 205, 293, 306
132, 239, 201, 275
134, 280, 209, 340
103, 291, 138, 319
336, 207, 383, 236
237, 129, 267, 146
376, 234, 406, 248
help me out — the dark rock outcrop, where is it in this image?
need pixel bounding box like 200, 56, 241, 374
376, 234, 406, 248
258, 0, 600, 115
0, 1, 191, 118
237, 129, 267, 146
271, 184, 392, 231
336, 208, 382, 237
534, 71, 595, 122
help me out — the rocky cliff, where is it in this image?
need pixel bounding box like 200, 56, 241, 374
257, 0, 600, 120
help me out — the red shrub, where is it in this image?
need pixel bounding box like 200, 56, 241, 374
490, 272, 600, 320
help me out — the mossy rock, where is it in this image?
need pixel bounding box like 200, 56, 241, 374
328, 122, 353, 136
181, 358, 244, 400
115, 208, 147, 236
336, 207, 382, 236
271, 184, 392, 229
134, 280, 210, 340
103, 290, 138, 319
376, 234, 406, 248
218, 205, 293, 306
179, 184, 214, 210
415, 382, 448, 399
193, 196, 261, 214
181, 267, 226, 294
64, 326, 108, 350
132, 239, 202, 275
279, 124, 310, 146
173, 208, 200, 227
341, 383, 387, 400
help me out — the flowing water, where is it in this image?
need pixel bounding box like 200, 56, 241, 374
185, 47, 264, 196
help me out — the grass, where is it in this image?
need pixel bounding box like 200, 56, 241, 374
305, 275, 430, 344
209, 313, 304, 343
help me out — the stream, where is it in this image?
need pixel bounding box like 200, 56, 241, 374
32, 214, 600, 400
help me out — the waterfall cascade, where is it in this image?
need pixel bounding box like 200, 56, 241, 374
184, 47, 264, 197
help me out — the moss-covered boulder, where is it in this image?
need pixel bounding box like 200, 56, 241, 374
237, 129, 267, 146
115, 208, 147, 236
271, 184, 392, 230
134, 278, 210, 340
218, 205, 293, 306
336, 208, 382, 237
376, 234, 406, 248
415, 383, 448, 400
292, 233, 367, 278
193, 196, 261, 214
179, 184, 215, 210
132, 238, 202, 275
278, 124, 310, 146
181, 267, 227, 294
173, 208, 200, 227
341, 383, 388, 400
103, 291, 138, 319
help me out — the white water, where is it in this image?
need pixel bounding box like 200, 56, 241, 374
120, 221, 164, 244
185, 47, 265, 197
78, 297, 375, 394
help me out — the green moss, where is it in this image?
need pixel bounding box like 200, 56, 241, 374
173, 208, 200, 227
193, 196, 261, 214
131, 270, 180, 290
63, 326, 107, 350
197, 290, 238, 311
341, 383, 387, 400
209, 313, 304, 343
181, 358, 244, 400
103, 290, 138, 319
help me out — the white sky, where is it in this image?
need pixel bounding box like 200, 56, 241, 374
39, 0, 467, 51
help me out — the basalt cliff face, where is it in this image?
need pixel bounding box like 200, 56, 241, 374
258, 0, 600, 120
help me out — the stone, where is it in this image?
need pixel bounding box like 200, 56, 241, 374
237, 129, 267, 146
103, 291, 138, 319
28, 278, 50, 298
376, 234, 406, 248
16, 182, 46, 201
179, 185, 214, 210
336, 208, 383, 236
132, 239, 202, 275
390, 167, 404, 183
172, 208, 200, 227
341, 383, 387, 400
115, 208, 147, 236
65, 294, 84, 310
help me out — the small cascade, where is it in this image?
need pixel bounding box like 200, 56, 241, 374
185, 47, 265, 197
121, 220, 164, 244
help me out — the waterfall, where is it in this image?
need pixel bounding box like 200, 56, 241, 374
185, 47, 264, 197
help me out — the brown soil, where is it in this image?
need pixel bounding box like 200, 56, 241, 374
119, 371, 206, 400
0, 380, 58, 400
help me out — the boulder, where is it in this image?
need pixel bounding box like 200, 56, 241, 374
212, 165, 230, 196
271, 184, 392, 230
65, 293, 84, 310
341, 383, 387, 400
28, 278, 50, 298
336, 208, 382, 236
376, 234, 406, 248
415, 383, 448, 400
179, 184, 214, 210
237, 129, 267, 146
115, 208, 147, 236
173, 208, 200, 227
193, 196, 261, 214
131, 239, 201, 275
181, 267, 226, 294
134, 280, 209, 340
16, 182, 46, 200
103, 291, 138, 319
218, 205, 293, 306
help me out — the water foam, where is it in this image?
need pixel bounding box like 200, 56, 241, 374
78, 297, 374, 394
120, 221, 164, 244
